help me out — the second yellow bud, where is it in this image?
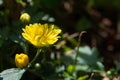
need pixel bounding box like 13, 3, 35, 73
15, 53, 29, 68
20, 13, 30, 23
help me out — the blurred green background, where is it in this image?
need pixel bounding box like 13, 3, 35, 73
0, 0, 120, 80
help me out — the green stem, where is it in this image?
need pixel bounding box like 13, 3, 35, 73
73, 31, 86, 67
74, 35, 81, 65
24, 41, 29, 54
28, 48, 42, 68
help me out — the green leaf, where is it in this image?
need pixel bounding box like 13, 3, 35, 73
114, 60, 120, 71
77, 75, 89, 80
68, 45, 104, 71
0, 0, 3, 5
75, 65, 90, 72
0, 68, 25, 80
77, 46, 98, 65
66, 64, 75, 74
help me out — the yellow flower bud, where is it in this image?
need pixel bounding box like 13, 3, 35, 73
20, 13, 30, 23
15, 53, 29, 68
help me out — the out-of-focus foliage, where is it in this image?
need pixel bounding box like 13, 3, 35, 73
0, 68, 25, 80
0, 0, 120, 80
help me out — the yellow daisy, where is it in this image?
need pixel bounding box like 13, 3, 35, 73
22, 23, 61, 47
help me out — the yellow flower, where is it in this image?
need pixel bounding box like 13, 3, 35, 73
20, 13, 30, 23
22, 23, 61, 47
15, 53, 29, 68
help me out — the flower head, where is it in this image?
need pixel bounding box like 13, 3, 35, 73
22, 23, 61, 47
15, 53, 29, 68
20, 13, 30, 23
